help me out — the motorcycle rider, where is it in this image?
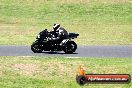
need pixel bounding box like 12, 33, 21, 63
48, 24, 69, 43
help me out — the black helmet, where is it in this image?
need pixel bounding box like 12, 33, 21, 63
53, 24, 60, 31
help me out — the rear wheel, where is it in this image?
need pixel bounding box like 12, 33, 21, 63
63, 41, 77, 54
31, 41, 43, 53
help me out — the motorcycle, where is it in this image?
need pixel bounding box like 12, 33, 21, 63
31, 29, 79, 54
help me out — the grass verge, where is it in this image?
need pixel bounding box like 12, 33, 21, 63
0, 56, 131, 88
0, 0, 132, 45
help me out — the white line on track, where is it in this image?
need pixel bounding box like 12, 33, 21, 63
21, 56, 33, 58
65, 57, 80, 58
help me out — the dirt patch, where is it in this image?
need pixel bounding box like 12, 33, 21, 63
13, 63, 40, 76
41, 62, 78, 79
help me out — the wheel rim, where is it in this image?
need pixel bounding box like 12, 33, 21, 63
65, 43, 75, 52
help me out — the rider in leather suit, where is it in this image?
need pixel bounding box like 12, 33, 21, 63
49, 24, 69, 42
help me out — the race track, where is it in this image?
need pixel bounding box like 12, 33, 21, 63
0, 45, 132, 58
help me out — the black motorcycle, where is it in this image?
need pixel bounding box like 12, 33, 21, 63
31, 29, 79, 54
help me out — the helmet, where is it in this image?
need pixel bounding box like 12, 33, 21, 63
53, 24, 60, 31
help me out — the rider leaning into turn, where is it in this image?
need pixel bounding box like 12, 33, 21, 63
48, 24, 69, 42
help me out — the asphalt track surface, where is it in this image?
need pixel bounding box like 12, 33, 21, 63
0, 45, 132, 58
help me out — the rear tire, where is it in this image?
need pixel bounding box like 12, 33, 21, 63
31, 41, 43, 53
63, 41, 77, 54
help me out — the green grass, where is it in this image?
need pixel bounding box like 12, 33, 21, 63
0, 1, 132, 88
0, 0, 132, 45
0, 56, 132, 88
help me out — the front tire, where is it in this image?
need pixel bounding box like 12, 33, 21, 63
63, 41, 77, 54
31, 41, 43, 53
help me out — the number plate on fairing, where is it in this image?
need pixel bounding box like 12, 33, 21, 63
37, 34, 40, 38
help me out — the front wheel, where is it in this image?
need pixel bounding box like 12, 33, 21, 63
63, 41, 77, 54
31, 41, 43, 53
